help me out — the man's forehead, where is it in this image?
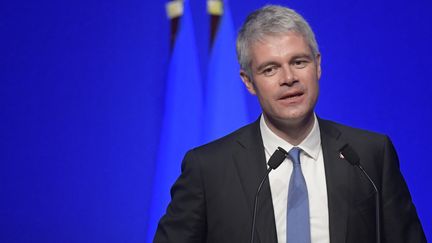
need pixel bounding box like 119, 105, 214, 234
249, 32, 312, 60
251, 31, 305, 46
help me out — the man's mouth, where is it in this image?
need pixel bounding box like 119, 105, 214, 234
279, 91, 304, 100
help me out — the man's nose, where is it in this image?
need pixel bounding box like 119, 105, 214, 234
279, 65, 297, 86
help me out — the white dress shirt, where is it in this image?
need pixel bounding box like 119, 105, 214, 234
260, 114, 330, 243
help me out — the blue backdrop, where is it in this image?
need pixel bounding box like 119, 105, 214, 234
1, 0, 431, 242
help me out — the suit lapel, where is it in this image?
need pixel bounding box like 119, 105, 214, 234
319, 119, 351, 243
232, 119, 278, 243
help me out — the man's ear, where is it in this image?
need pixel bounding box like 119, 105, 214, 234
315, 53, 322, 79
240, 69, 256, 95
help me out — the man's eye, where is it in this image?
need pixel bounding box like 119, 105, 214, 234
293, 60, 308, 69
262, 66, 278, 76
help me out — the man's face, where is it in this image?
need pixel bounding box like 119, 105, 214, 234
240, 32, 321, 127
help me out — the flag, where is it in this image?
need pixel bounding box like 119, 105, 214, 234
146, 0, 203, 241
203, 0, 249, 142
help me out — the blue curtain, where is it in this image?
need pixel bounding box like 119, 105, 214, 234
203, 2, 250, 143
146, 1, 203, 241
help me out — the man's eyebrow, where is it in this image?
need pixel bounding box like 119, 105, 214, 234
255, 61, 279, 72
291, 53, 313, 60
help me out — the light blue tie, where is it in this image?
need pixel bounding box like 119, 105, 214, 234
287, 147, 311, 243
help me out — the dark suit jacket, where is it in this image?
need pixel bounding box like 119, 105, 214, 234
154, 118, 426, 243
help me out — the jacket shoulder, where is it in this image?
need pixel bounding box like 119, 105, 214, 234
319, 118, 389, 142
191, 120, 260, 155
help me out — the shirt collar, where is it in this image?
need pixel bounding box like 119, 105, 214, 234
260, 114, 321, 161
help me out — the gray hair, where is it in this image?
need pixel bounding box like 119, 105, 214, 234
236, 5, 319, 76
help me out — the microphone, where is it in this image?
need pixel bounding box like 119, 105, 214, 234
250, 147, 287, 243
339, 144, 381, 243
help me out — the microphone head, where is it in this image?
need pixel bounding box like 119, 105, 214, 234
340, 144, 360, 166
268, 147, 288, 170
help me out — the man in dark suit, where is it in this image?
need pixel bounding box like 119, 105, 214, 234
153, 5, 426, 243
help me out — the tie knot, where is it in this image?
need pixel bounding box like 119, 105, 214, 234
288, 147, 301, 165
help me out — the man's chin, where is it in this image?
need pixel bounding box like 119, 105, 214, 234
271, 111, 314, 126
